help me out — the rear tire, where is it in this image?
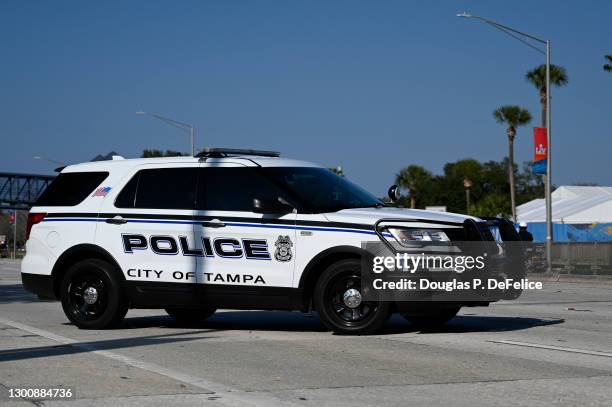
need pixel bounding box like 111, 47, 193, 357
401, 306, 461, 329
165, 307, 216, 324
314, 259, 390, 335
60, 259, 128, 329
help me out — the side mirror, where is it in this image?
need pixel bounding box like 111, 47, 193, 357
388, 185, 401, 203
253, 197, 294, 214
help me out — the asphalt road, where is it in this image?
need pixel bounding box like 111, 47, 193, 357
1, 259, 611, 407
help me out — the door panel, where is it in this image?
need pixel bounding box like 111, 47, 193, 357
194, 165, 296, 288
96, 164, 199, 285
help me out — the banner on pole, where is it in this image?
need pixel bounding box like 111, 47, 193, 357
533, 127, 548, 175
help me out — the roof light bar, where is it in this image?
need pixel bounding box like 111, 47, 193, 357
196, 148, 280, 158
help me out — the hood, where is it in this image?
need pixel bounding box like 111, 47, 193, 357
324, 207, 481, 227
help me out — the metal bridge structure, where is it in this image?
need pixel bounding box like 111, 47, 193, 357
0, 172, 55, 210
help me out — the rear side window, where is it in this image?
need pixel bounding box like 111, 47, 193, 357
115, 168, 197, 210
35, 172, 109, 206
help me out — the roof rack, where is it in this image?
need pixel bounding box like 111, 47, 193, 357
196, 147, 280, 158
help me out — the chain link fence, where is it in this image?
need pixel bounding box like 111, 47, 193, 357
528, 242, 612, 276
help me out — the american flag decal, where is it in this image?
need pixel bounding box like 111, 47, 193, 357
92, 186, 112, 197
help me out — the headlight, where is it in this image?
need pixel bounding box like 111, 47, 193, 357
387, 227, 450, 246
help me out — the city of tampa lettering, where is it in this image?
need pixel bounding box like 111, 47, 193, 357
125, 268, 266, 284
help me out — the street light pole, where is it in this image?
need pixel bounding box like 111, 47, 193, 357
545, 40, 552, 271
136, 111, 196, 156
457, 12, 553, 272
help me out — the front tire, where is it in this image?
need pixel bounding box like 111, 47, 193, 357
60, 259, 128, 329
314, 259, 390, 335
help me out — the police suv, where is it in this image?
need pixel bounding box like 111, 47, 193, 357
21, 148, 520, 334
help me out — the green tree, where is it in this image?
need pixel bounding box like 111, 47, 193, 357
437, 159, 484, 213
516, 161, 544, 203
470, 193, 511, 218
493, 106, 532, 221
571, 181, 600, 186
481, 159, 510, 195
525, 64, 568, 126
393, 158, 544, 217
141, 149, 185, 158
604, 55, 612, 72
395, 165, 433, 209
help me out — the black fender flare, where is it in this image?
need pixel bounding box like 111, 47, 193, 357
298, 245, 370, 308
51, 244, 125, 298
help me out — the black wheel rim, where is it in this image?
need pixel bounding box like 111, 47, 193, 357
324, 271, 378, 327
67, 271, 108, 321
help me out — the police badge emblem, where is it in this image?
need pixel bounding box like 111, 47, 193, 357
274, 235, 293, 262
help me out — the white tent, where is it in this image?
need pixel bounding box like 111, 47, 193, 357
517, 186, 612, 224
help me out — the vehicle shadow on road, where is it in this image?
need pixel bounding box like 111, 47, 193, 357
122, 311, 329, 332
0, 284, 54, 304
122, 310, 564, 335
383, 313, 565, 334
0, 329, 222, 363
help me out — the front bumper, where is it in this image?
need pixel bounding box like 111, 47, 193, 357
363, 217, 527, 304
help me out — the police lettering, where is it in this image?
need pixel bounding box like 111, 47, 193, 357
214, 238, 243, 258
150, 236, 178, 255
122, 234, 272, 260
122, 234, 147, 253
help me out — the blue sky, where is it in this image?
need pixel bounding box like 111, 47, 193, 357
1, 1, 610, 196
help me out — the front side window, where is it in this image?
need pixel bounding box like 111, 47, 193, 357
262, 167, 382, 213
197, 167, 287, 211
115, 168, 197, 209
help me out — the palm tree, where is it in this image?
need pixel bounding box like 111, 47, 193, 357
525, 64, 568, 126
493, 106, 532, 221
604, 55, 612, 72
395, 165, 432, 209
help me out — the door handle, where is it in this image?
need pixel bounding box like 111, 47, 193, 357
105, 216, 128, 225
202, 219, 226, 228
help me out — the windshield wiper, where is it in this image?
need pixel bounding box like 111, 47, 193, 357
357, 202, 388, 209
317, 202, 388, 213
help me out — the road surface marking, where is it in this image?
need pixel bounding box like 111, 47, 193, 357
0, 317, 301, 407
489, 339, 612, 358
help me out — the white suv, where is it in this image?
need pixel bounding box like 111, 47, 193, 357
21, 148, 520, 334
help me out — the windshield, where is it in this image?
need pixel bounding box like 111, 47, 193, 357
263, 167, 383, 212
